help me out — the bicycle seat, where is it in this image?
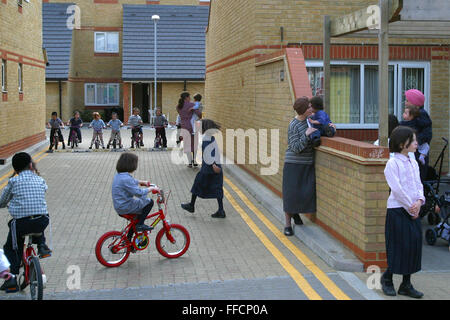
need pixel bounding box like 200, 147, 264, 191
22, 233, 42, 238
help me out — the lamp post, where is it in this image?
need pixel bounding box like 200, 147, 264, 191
152, 14, 160, 125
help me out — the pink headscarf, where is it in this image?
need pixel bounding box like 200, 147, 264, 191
405, 89, 425, 107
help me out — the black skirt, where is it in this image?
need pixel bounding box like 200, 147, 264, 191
282, 162, 316, 214
385, 207, 422, 275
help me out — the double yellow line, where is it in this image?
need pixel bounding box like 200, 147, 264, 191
223, 176, 351, 300
0, 148, 49, 189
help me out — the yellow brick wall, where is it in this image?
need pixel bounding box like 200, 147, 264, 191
430, 58, 450, 173
161, 82, 205, 124
0, 0, 46, 152
254, 0, 449, 47
45, 82, 72, 122
315, 151, 389, 256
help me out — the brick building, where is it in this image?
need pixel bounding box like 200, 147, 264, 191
43, 0, 209, 124
0, 0, 47, 159
205, 0, 449, 268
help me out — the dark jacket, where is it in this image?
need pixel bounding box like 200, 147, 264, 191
416, 108, 432, 145
191, 136, 223, 199
400, 108, 432, 145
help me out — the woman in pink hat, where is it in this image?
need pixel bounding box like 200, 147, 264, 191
404, 89, 432, 181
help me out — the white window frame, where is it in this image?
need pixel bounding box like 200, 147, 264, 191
18, 63, 23, 93
305, 60, 430, 129
94, 32, 119, 53
1, 60, 6, 93
84, 83, 120, 106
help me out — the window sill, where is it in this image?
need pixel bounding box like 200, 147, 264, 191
94, 52, 119, 56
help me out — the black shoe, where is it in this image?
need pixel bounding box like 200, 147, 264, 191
107, 144, 110, 149
38, 244, 52, 259
398, 283, 423, 299
193, 162, 198, 167
181, 203, 195, 213
211, 210, 226, 218
140, 141, 144, 147
284, 226, 294, 236
135, 224, 153, 232
0, 276, 19, 293
380, 276, 396, 296
89, 146, 92, 149
62, 144, 66, 150
293, 214, 303, 225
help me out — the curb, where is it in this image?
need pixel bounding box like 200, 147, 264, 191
223, 161, 364, 272
0, 139, 49, 178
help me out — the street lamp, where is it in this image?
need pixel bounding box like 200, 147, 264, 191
152, 14, 160, 125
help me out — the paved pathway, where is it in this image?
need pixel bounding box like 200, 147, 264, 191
0, 128, 448, 300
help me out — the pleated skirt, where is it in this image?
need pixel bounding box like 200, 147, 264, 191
282, 162, 316, 214
385, 207, 422, 275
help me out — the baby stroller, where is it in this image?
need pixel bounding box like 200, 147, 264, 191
419, 137, 449, 225
425, 191, 450, 247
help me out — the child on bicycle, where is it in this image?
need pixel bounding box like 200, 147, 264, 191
153, 108, 168, 148
89, 112, 106, 149
67, 111, 83, 146
106, 112, 123, 149
128, 108, 144, 147
112, 153, 160, 240
46, 111, 65, 151
0, 152, 51, 293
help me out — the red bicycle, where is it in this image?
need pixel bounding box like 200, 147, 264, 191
17, 233, 48, 300
95, 186, 190, 268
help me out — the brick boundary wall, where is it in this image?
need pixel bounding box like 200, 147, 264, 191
0, 132, 46, 159
315, 137, 389, 270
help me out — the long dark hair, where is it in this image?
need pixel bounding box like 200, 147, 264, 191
177, 92, 190, 112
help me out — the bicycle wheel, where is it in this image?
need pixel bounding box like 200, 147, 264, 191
29, 256, 43, 300
95, 231, 130, 268
155, 224, 190, 259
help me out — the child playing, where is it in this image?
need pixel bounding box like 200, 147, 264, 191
153, 108, 168, 148
181, 119, 225, 218
106, 112, 123, 149
128, 108, 144, 148
67, 111, 83, 146
400, 105, 430, 165
381, 126, 424, 299
89, 112, 106, 149
46, 111, 65, 151
112, 153, 160, 240
404, 89, 432, 181
0, 152, 51, 293
191, 94, 203, 135
308, 96, 335, 147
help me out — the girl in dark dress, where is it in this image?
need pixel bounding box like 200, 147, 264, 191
181, 119, 225, 218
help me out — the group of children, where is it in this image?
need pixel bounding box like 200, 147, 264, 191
46, 107, 171, 151
0, 88, 435, 299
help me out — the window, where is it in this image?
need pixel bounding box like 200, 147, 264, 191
306, 61, 429, 128
1, 60, 6, 92
18, 63, 23, 93
85, 83, 120, 106
94, 32, 119, 53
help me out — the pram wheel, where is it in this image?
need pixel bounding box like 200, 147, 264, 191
427, 211, 440, 226
425, 228, 437, 245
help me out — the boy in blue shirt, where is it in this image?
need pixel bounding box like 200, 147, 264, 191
308, 96, 335, 147
0, 153, 51, 293
106, 112, 124, 149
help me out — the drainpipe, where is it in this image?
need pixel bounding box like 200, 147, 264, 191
59, 80, 62, 119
